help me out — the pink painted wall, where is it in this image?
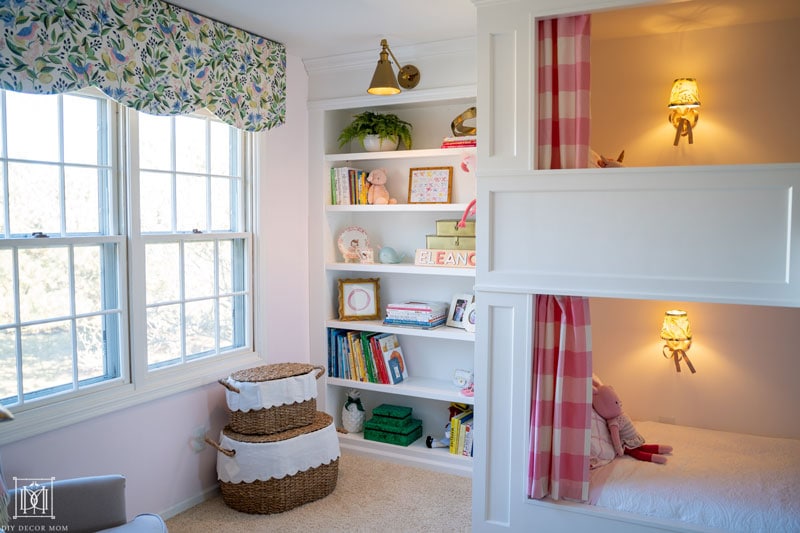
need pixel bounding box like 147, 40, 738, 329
0, 52, 311, 520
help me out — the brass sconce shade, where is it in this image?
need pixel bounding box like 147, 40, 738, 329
668, 78, 700, 146
660, 309, 695, 373
367, 39, 421, 95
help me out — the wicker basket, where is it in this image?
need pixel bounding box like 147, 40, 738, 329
206, 412, 340, 514
219, 363, 325, 435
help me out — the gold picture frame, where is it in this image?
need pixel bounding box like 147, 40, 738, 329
337, 278, 381, 321
408, 166, 453, 204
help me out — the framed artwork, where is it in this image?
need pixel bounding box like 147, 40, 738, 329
446, 293, 473, 328
408, 166, 453, 204
338, 278, 381, 321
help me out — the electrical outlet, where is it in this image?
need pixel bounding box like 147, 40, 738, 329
189, 426, 208, 452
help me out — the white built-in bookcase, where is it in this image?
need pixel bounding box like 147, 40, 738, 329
308, 88, 477, 476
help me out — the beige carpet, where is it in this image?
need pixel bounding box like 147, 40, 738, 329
166, 452, 472, 532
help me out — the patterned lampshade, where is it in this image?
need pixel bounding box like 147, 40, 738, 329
660, 309, 692, 350
668, 78, 700, 108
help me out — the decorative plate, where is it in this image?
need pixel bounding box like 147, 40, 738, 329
337, 226, 370, 262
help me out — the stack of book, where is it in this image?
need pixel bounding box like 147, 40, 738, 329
327, 330, 409, 385
449, 403, 474, 457
440, 135, 476, 149
383, 300, 449, 329
330, 166, 368, 205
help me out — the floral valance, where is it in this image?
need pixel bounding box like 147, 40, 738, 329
0, 0, 285, 132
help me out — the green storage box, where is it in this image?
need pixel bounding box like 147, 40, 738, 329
364, 418, 423, 447
436, 219, 475, 237
372, 404, 412, 420
426, 235, 476, 251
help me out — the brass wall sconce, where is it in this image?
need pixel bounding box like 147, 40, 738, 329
367, 39, 421, 95
660, 309, 695, 373
668, 78, 700, 146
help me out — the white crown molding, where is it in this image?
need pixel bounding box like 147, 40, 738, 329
303, 36, 476, 74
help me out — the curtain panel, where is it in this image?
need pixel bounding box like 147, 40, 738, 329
0, 0, 285, 132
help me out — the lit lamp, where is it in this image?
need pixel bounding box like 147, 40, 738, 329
660, 309, 696, 373
668, 78, 700, 146
367, 39, 421, 95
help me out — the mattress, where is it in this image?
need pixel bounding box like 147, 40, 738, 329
589, 421, 800, 532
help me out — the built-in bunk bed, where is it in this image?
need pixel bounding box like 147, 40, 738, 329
470, 0, 800, 531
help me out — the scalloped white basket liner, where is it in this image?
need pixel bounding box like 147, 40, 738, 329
216, 421, 340, 483
223, 369, 318, 412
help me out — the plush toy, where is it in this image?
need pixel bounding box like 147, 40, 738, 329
592, 379, 673, 464
590, 149, 625, 168
366, 168, 397, 205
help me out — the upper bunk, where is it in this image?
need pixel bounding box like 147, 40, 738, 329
473, 0, 800, 308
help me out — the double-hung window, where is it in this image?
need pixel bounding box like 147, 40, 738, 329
0, 89, 255, 438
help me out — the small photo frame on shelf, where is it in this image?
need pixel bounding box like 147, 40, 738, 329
338, 278, 381, 321
446, 293, 474, 328
408, 166, 453, 204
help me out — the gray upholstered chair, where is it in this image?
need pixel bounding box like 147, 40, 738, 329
4, 474, 167, 532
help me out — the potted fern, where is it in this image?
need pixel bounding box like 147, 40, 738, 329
338, 111, 413, 152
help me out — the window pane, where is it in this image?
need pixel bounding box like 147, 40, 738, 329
0, 329, 17, 401
65, 167, 101, 234
139, 113, 172, 171
6, 92, 59, 162
8, 163, 60, 235
140, 171, 172, 232
76, 315, 105, 381
145, 242, 179, 304
74, 246, 102, 315
184, 241, 214, 300
147, 304, 180, 366
210, 121, 233, 176
21, 321, 72, 396
218, 240, 232, 294
211, 177, 232, 231
219, 296, 233, 350
63, 95, 100, 165
18, 247, 70, 323
176, 174, 206, 232
186, 299, 215, 357
175, 115, 206, 173
0, 249, 12, 325
0, 166, 5, 235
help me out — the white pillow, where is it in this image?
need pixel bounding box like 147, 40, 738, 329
590, 407, 616, 469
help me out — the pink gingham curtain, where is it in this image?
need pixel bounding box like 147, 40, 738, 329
528, 13, 593, 503
528, 295, 593, 501
536, 15, 591, 170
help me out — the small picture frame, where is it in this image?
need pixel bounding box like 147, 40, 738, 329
338, 278, 381, 321
408, 166, 453, 204
446, 293, 474, 328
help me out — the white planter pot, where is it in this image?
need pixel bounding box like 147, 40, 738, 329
362, 134, 398, 152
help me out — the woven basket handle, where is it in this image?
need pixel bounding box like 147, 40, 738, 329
313, 365, 325, 379
204, 437, 235, 457
218, 378, 240, 394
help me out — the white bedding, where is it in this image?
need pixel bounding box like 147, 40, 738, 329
589, 421, 800, 532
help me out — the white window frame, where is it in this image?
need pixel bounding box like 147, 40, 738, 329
0, 92, 262, 445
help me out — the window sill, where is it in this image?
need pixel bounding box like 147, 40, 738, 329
0, 350, 264, 446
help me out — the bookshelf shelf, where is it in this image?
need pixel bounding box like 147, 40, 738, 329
327, 376, 474, 405
312, 92, 477, 477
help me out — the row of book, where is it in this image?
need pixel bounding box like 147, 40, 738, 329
330, 166, 368, 205
449, 404, 474, 457
328, 330, 409, 385
440, 135, 476, 149
383, 300, 449, 329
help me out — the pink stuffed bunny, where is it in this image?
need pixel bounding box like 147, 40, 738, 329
592, 378, 673, 464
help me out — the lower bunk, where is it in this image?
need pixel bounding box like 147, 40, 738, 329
586, 420, 800, 532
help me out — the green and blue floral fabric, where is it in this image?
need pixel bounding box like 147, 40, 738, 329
0, 0, 285, 132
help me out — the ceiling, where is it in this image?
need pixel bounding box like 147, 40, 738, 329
167, 0, 800, 60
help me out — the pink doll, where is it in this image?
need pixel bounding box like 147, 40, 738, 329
592, 379, 673, 464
